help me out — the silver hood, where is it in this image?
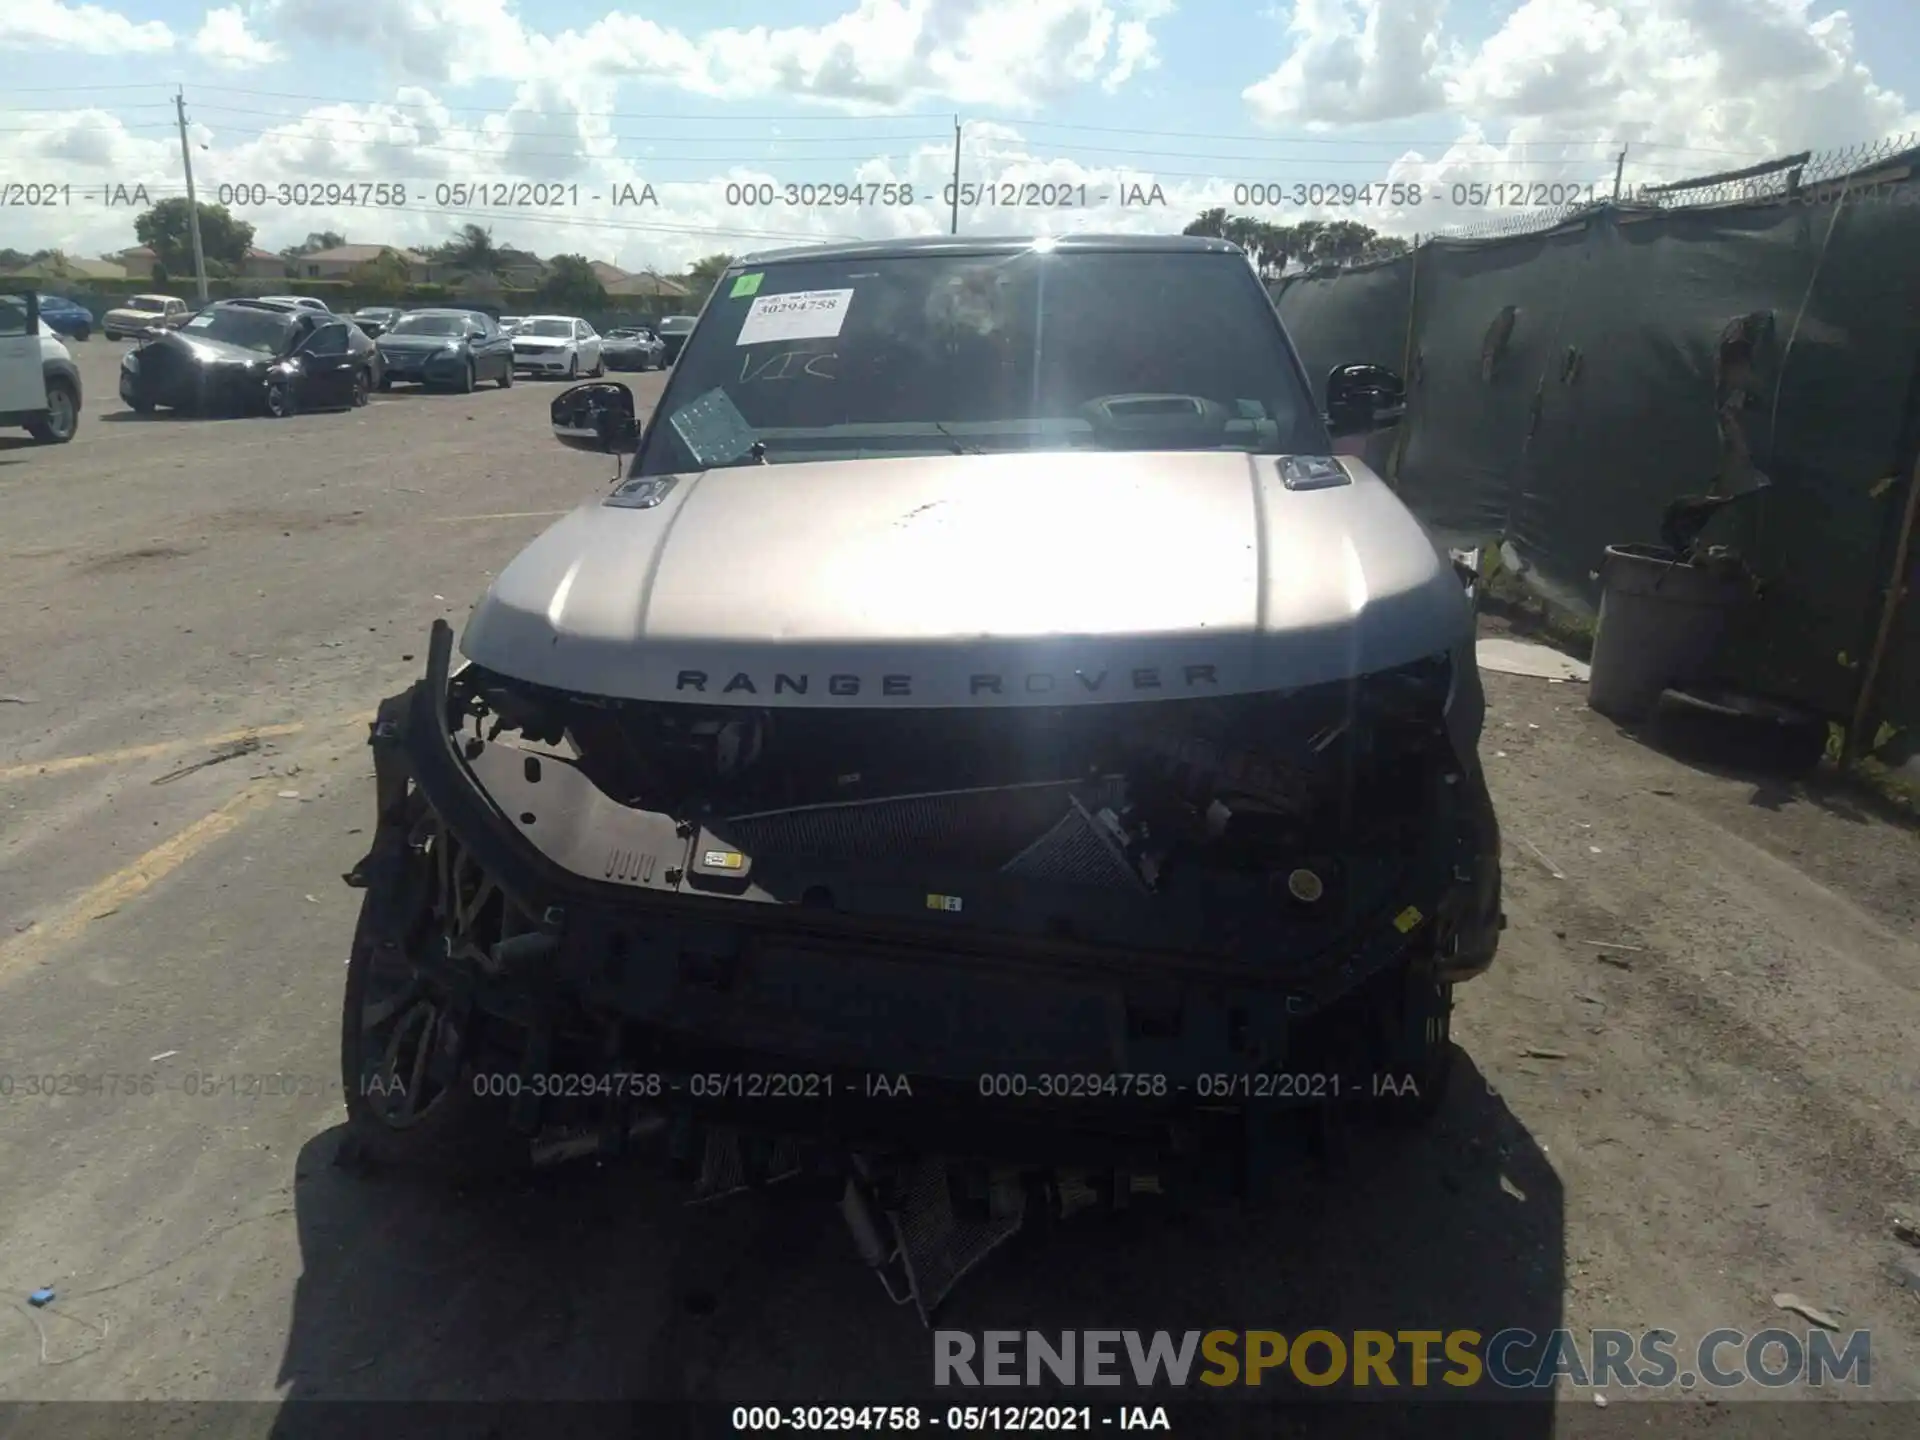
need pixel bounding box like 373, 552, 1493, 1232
460, 450, 1472, 709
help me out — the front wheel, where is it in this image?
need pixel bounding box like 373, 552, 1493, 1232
339, 800, 530, 1180
27, 378, 79, 443
265, 379, 296, 419
566, 353, 578, 380
458, 360, 475, 394
351, 368, 371, 408
498, 361, 513, 389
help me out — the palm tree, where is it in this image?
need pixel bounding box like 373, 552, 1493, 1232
436, 223, 506, 282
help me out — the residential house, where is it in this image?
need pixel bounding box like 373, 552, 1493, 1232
291, 244, 432, 283
423, 247, 547, 295
603, 269, 691, 302
6, 254, 129, 282
116, 244, 283, 280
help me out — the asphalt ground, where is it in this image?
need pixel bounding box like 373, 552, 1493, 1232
2, 337, 1918, 1428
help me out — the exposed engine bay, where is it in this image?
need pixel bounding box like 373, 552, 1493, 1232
453, 652, 1457, 902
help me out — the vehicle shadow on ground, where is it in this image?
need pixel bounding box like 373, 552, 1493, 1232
266, 1053, 1560, 1434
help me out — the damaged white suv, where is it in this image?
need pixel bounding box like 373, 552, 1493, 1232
340, 234, 1502, 1312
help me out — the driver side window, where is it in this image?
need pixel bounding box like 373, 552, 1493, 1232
301, 322, 347, 355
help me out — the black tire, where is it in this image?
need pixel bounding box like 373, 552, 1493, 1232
128, 397, 154, 415
1651, 686, 1829, 776
75, 327, 90, 343
105, 329, 120, 342
567, 353, 579, 380
591, 355, 605, 377
340, 890, 527, 1180
26, 377, 79, 444
458, 360, 475, 394
265, 379, 296, 419
351, 368, 371, 408
1370, 959, 1455, 1128
499, 362, 513, 389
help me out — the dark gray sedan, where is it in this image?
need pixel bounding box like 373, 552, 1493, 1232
600, 327, 666, 371
374, 309, 515, 391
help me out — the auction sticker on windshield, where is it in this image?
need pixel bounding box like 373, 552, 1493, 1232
185, 313, 217, 328
735, 288, 853, 346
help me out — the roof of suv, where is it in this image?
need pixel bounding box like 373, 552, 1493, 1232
738, 232, 1245, 267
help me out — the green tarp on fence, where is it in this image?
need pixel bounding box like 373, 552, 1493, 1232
1274, 170, 1920, 736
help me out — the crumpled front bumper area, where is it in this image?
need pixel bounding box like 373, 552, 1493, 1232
351, 622, 1499, 1163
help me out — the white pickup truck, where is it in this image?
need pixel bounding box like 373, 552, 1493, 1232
0, 287, 82, 444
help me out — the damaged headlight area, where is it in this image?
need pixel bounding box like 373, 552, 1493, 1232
339, 624, 1499, 1319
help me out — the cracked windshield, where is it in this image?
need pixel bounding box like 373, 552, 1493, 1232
2, 0, 1915, 1433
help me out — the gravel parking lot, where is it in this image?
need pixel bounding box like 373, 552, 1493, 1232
2, 337, 1918, 1425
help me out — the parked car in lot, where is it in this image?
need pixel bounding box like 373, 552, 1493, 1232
599, 326, 665, 371
374, 308, 514, 391
103, 293, 189, 340
260, 295, 334, 314
0, 289, 82, 443
350, 306, 404, 338
118, 298, 379, 418
498, 315, 525, 336
511, 315, 603, 378
36, 293, 94, 342
655, 313, 696, 363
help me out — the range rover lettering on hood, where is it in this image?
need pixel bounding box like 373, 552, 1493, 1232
673, 665, 1221, 698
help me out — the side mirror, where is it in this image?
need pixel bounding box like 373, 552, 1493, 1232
1325, 363, 1406, 438
552, 381, 639, 454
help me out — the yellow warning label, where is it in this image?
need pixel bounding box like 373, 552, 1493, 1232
702, 850, 745, 870
1393, 906, 1423, 933
926, 894, 963, 912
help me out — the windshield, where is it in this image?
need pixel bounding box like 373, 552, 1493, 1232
177, 306, 293, 353
634, 249, 1325, 475
128, 298, 167, 313
387, 314, 466, 337
359, 308, 399, 319
524, 319, 572, 337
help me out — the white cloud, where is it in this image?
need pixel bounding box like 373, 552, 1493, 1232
1235, 0, 1918, 237
0, 0, 173, 53
1244, 0, 1449, 128
256, 0, 1175, 108
0, 92, 1231, 275
194, 6, 285, 70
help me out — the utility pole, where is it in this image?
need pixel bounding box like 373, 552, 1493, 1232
174, 87, 209, 303
949, 117, 962, 235
1612, 144, 1629, 202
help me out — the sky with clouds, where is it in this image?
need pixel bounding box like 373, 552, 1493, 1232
2, 0, 1916, 274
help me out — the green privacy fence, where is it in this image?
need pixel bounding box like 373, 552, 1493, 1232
1273, 139, 1920, 746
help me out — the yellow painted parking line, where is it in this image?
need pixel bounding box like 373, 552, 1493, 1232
0, 727, 369, 984
0, 783, 276, 984
0, 712, 372, 784
426, 510, 571, 523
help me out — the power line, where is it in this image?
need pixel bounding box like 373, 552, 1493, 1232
185, 103, 953, 143
72, 187, 866, 243
188, 84, 959, 122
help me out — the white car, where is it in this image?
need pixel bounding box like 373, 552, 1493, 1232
103, 293, 189, 340
259, 295, 334, 314
0, 289, 82, 443
510, 314, 602, 378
